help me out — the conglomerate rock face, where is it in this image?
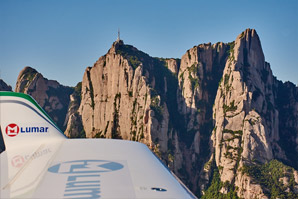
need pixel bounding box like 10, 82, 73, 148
13, 29, 298, 198
15, 66, 73, 131
79, 41, 152, 143
209, 29, 298, 198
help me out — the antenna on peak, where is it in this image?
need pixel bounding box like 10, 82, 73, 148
117, 28, 120, 41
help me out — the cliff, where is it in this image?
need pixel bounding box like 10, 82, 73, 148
12, 29, 298, 198
15, 67, 74, 131
207, 29, 298, 198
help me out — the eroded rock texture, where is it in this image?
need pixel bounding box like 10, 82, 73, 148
14, 29, 298, 198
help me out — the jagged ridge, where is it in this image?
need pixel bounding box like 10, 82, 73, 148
15, 67, 74, 131
13, 29, 298, 198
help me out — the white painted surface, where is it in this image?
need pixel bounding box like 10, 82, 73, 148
0, 92, 196, 198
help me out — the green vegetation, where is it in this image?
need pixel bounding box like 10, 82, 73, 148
24, 71, 36, 82
93, 131, 105, 138
130, 98, 138, 141
222, 71, 233, 94
221, 129, 243, 166
223, 129, 243, 136
131, 130, 136, 141
241, 160, 298, 199
202, 164, 239, 199
223, 101, 237, 113
128, 56, 141, 69
71, 82, 82, 104
115, 42, 187, 146
224, 74, 230, 86
22, 67, 37, 81
168, 153, 174, 163
93, 121, 109, 138
189, 75, 199, 92
20, 67, 38, 92
219, 76, 223, 87
150, 91, 163, 121
78, 129, 86, 138
68, 113, 85, 138
188, 62, 199, 74
187, 62, 200, 92
227, 42, 235, 61
128, 91, 133, 97
111, 93, 122, 139
116, 44, 144, 69
247, 118, 256, 126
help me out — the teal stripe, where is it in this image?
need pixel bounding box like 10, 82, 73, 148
0, 91, 60, 131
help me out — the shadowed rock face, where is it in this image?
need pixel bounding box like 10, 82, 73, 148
210, 29, 298, 198
11, 29, 298, 198
64, 82, 84, 138
15, 67, 74, 131
0, 79, 12, 91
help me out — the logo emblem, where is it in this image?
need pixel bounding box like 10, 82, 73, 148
6, 123, 19, 137
11, 155, 25, 168
48, 160, 124, 174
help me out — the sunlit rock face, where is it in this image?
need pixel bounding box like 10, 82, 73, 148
12, 29, 298, 198
15, 66, 73, 131
211, 29, 298, 198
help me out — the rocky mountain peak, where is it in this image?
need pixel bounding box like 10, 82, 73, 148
108, 39, 124, 54
0, 79, 12, 91
234, 28, 265, 71
15, 66, 74, 131
10, 29, 298, 198
15, 66, 39, 93
208, 29, 298, 198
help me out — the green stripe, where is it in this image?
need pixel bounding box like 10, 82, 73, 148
0, 91, 60, 131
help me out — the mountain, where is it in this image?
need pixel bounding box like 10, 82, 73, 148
208, 29, 298, 198
15, 67, 74, 132
0, 79, 12, 91
14, 29, 298, 198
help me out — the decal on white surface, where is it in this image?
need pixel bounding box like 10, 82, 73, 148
11, 155, 25, 168
6, 123, 19, 137
48, 160, 124, 174
5, 123, 49, 137
48, 160, 125, 198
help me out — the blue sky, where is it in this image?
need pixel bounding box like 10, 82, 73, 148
0, 0, 297, 89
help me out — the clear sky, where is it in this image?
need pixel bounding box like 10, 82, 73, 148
0, 0, 297, 89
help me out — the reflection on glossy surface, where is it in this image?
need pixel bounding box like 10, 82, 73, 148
0, 92, 197, 199
1, 140, 63, 198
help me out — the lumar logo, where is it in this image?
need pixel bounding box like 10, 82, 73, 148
6, 123, 19, 137
48, 160, 124, 174
48, 160, 124, 198
5, 123, 49, 137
